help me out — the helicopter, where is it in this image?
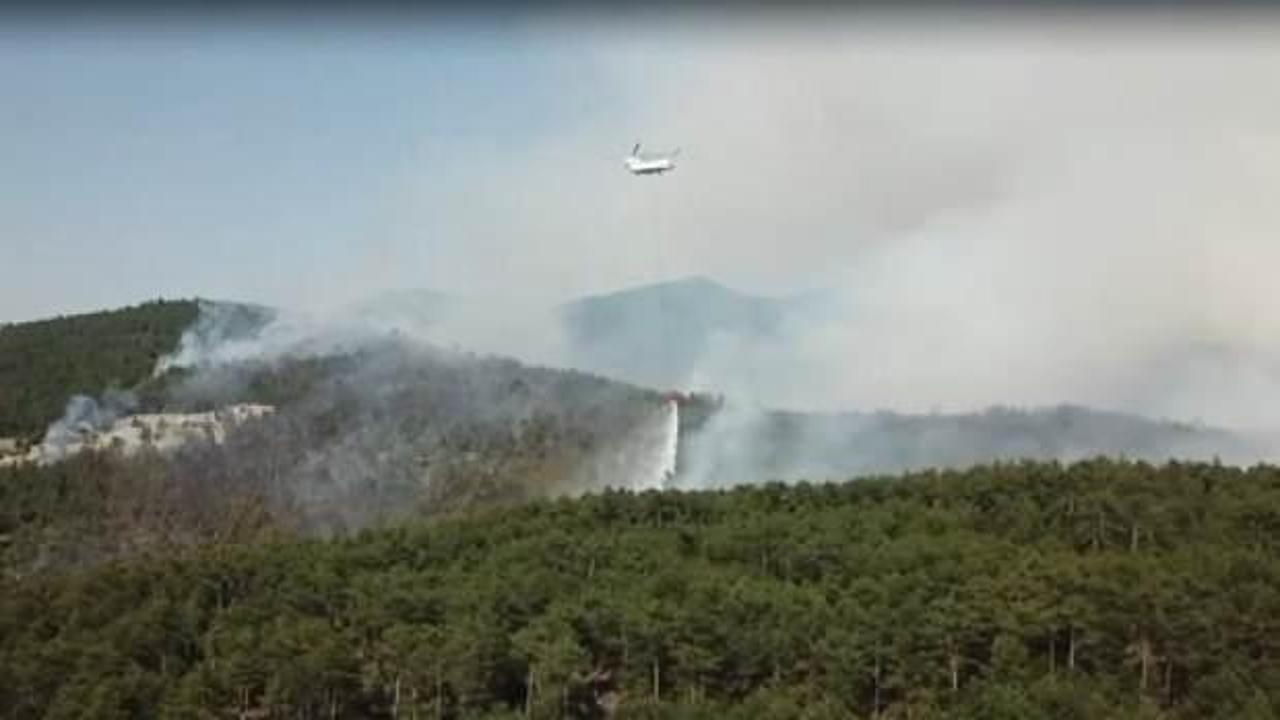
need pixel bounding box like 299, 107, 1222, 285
624, 143, 679, 175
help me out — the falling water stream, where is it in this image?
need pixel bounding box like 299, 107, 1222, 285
655, 399, 679, 488
626, 399, 680, 491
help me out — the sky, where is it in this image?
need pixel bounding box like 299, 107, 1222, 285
4, 9, 1280, 320
0, 14, 632, 318
6, 8, 1280, 427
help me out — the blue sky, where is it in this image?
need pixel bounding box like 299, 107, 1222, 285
0, 19, 631, 321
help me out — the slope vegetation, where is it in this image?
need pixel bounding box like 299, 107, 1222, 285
0, 300, 199, 439
0, 341, 689, 575
2, 459, 1277, 718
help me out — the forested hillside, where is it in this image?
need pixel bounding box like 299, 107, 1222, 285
0, 300, 200, 439
3, 302, 1279, 719
2, 459, 1277, 719
0, 341, 701, 576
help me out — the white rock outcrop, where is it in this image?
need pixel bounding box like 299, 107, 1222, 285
0, 404, 275, 467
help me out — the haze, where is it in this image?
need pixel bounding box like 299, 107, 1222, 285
5, 9, 1280, 429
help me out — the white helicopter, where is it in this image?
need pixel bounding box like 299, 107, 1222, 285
624, 143, 680, 175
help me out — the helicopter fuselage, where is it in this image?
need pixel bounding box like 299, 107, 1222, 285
625, 156, 676, 175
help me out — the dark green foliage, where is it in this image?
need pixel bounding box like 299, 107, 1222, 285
0, 300, 199, 439
0, 448, 282, 577
2, 459, 1278, 718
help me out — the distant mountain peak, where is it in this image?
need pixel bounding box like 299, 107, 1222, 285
662, 275, 731, 292
567, 275, 741, 306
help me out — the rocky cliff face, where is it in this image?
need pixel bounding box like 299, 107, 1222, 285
0, 404, 274, 467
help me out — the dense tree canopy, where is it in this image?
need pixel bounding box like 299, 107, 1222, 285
0, 300, 199, 439
3, 458, 1278, 718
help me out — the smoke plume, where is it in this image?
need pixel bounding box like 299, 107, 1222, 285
40, 389, 138, 459
405, 12, 1280, 436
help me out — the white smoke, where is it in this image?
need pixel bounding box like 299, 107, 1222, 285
39, 389, 138, 460
674, 399, 764, 490
155, 302, 394, 374
154, 301, 239, 375
153, 293, 576, 380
